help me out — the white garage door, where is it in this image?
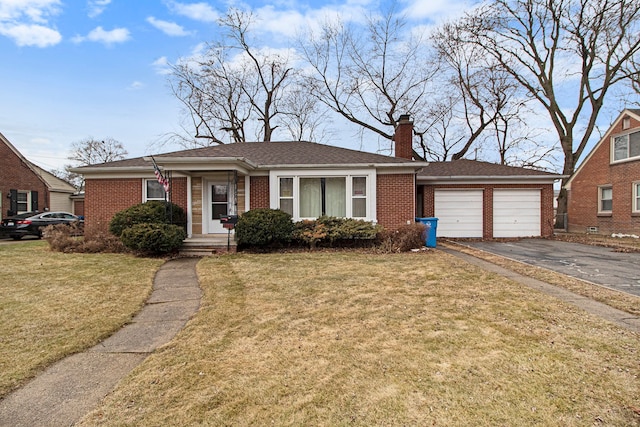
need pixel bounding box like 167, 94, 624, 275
493, 189, 541, 238
434, 190, 483, 238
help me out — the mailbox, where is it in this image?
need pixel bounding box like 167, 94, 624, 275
220, 215, 238, 230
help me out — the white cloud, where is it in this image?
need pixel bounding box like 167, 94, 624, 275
128, 81, 145, 90
87, 0, 112, 18
0, 0, 61, 23
147, 16, 191, 36
72, 26, 130, 46
0, 23, 61, 47
152, 56, 172, 75
168, 1, 219, 23
0, 0, 62, 47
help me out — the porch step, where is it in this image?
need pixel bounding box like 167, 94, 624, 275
180, 234, 237, 256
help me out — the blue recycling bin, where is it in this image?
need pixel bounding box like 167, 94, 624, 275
415, 217, 439, 248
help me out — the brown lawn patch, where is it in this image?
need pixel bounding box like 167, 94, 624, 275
0, 241, 163, 397
80, 251, 640, 426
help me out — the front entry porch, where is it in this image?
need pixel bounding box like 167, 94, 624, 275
180, 233, 237, 256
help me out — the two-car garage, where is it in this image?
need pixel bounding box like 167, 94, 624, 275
418, 160, 561, 239
433, 189, 541, 238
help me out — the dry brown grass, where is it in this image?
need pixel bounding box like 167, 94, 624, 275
441, 240, 640, 317
81, 251, 640, 426
0, 241, 163, 397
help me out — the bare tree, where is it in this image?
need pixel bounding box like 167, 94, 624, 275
299, 7, 438, 151
454, 0, 640, 227
52, 137, 128, 188
168, 8, 327, 146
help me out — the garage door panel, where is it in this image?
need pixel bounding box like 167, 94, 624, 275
434, 190, 483, 238
493, 190, 540, 238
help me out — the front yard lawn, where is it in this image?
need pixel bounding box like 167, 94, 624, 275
0, 241, 163, 397
80, 251, 640, 426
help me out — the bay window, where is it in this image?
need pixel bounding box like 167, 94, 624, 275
272, 171, 375, 221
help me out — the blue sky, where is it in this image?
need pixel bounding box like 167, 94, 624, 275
0, 0, 478, 172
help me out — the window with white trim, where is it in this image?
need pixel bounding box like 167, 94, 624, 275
17, 191, 30, 213
272, 171, 375, 221
613, 130, 640, 161
144, 179, 167, 202
599, 186, 612, 213
634, 182, 640, 213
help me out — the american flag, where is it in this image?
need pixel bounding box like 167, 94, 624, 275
151, 156, 170, 192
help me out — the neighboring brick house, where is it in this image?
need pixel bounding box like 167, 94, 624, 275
566, 109, 640, 235
0, 132, 76, 219
74, 116, 427, 238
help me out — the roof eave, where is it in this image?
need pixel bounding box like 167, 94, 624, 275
418, 174, 566, 182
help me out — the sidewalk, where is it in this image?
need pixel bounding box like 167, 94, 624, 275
0, 257, 202, 427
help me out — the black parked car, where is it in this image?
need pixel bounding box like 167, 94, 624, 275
0, 211, 83, 240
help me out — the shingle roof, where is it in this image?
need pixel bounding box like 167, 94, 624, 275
418, 159, 560, 178
80, 141, 420, 169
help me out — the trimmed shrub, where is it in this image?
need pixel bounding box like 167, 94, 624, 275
120, 223, 186, 254
293, 216, 381, 248
109, 201, 186, 237
375, 222, 427, 253
235, 209, 295, 248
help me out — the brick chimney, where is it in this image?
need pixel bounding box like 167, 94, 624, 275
394, 114, 413, 160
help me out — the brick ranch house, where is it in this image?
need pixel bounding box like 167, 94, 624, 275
76, 116, 428, 240
75, 115, 562, 243
566, 109, 640, 235
1, 132, 77, 219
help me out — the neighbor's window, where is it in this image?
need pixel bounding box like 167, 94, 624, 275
17, 191, 29, 213
634, 183, 640, 213
144, 179, 166, 201
613, 130, 640, 161
599, 186, 613, 213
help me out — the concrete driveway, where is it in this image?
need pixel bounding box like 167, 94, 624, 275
460, 239, 640, 297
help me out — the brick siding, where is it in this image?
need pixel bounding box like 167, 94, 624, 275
376, 173, 415, 230
567, 114, 640, 235
0, 140, 48, 218
249, 176, 270, 209
83, 177, 188, 237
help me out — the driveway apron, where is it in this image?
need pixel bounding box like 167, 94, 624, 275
0, 257, 201, 427
459, 239, 640, 297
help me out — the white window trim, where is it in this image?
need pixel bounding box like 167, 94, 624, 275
611, 129, 640, 163
269, 169, 377, 222
598, 185, 613, 214
142, 178, 167, 202
633, 182, 640, 213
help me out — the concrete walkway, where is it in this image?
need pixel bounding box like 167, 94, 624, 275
0, 257, 202, 427
441, 246, 640, 334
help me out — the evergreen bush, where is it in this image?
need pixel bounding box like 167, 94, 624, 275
235, 209, 294, 247
109, 201, 186, 237
120, 223, 186, 254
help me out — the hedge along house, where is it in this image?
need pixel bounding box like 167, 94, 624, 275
75, 116, 428, 248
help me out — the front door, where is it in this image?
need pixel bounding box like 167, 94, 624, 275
207, 182, 231, 234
